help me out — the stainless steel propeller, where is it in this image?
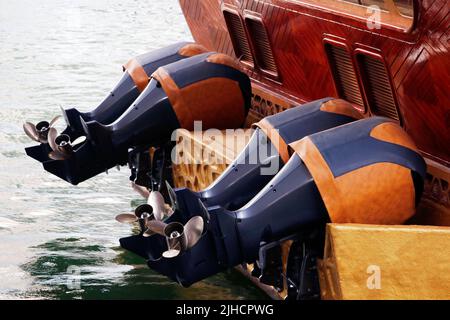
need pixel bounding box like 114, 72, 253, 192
131, 182, 150, 198
47, 127, 86, 160
148, 190, 168, 221
142, 219, 166, 237
23, 115, 61, 143
115, 203, 154, 224
130, 181, 173, 218
115, 213, 140, 223
144, 216, 204, 258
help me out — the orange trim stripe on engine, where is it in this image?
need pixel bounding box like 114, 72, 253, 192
369, 121, 418, 151
320, 99, 364, 120
290, 137, 342, 217
290, 135, 416, 225
123, 58, 149, 92
206, 53, 241, 69
253, 118, 290, 164
152, 67, 246, 131
178, 43, 208, 57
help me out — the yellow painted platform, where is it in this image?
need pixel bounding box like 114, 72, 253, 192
318, 223, 450, 300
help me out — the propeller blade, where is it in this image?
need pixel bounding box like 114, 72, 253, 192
47, 127, 59, 152
142, 229, 156, 237
184, 216, 204, 249
48, 151, 69, 161
131, 182, 150, 199
162, 249, 181, 258
148, 191, 167, 221
23, 122, 40, 142
49, 115, 61, 127
165, 204, 174, 217
144, 219, 166, 236
115, 213, 138, 223
71, 135, 86, 147
165, 181, 179, 211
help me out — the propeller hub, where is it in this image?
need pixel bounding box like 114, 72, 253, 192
164, 222, 186, 252
36, 121, 49, 132
170, 231, 181, 239
55, 134, 70, 146
55, 134, 72, 154
140, 212, 152, 220
135, 204, 153, 218
164, 222, 184, 238
36, 121, 50, 139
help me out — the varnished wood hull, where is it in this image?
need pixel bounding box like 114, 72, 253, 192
179, 0, 449, 167
175, 0, 450, 300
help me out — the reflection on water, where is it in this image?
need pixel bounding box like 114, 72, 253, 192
21, 237, 264, 300
0, 0, 266, 299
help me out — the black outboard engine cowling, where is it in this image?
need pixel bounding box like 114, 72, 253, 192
63, 42, 208, 135
119, 117, 426, 287
172, 98, 363, 214
37, 52, 251, 184
25, 42, 207, 163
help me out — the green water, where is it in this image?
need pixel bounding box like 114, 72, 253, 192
0, 0, 266, 299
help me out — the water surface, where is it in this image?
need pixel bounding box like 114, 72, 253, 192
0, 0, 265, 299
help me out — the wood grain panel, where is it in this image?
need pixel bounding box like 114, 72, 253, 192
178, 0, 449, 167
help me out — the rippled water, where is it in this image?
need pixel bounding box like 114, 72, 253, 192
0, 0, 265, 299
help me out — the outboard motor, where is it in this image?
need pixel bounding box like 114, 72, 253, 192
32, 52, 251, 184
24, 42, 207, 162
170, 98, 363, 215
119, 117, 426, 288
63, 42, 208, 135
